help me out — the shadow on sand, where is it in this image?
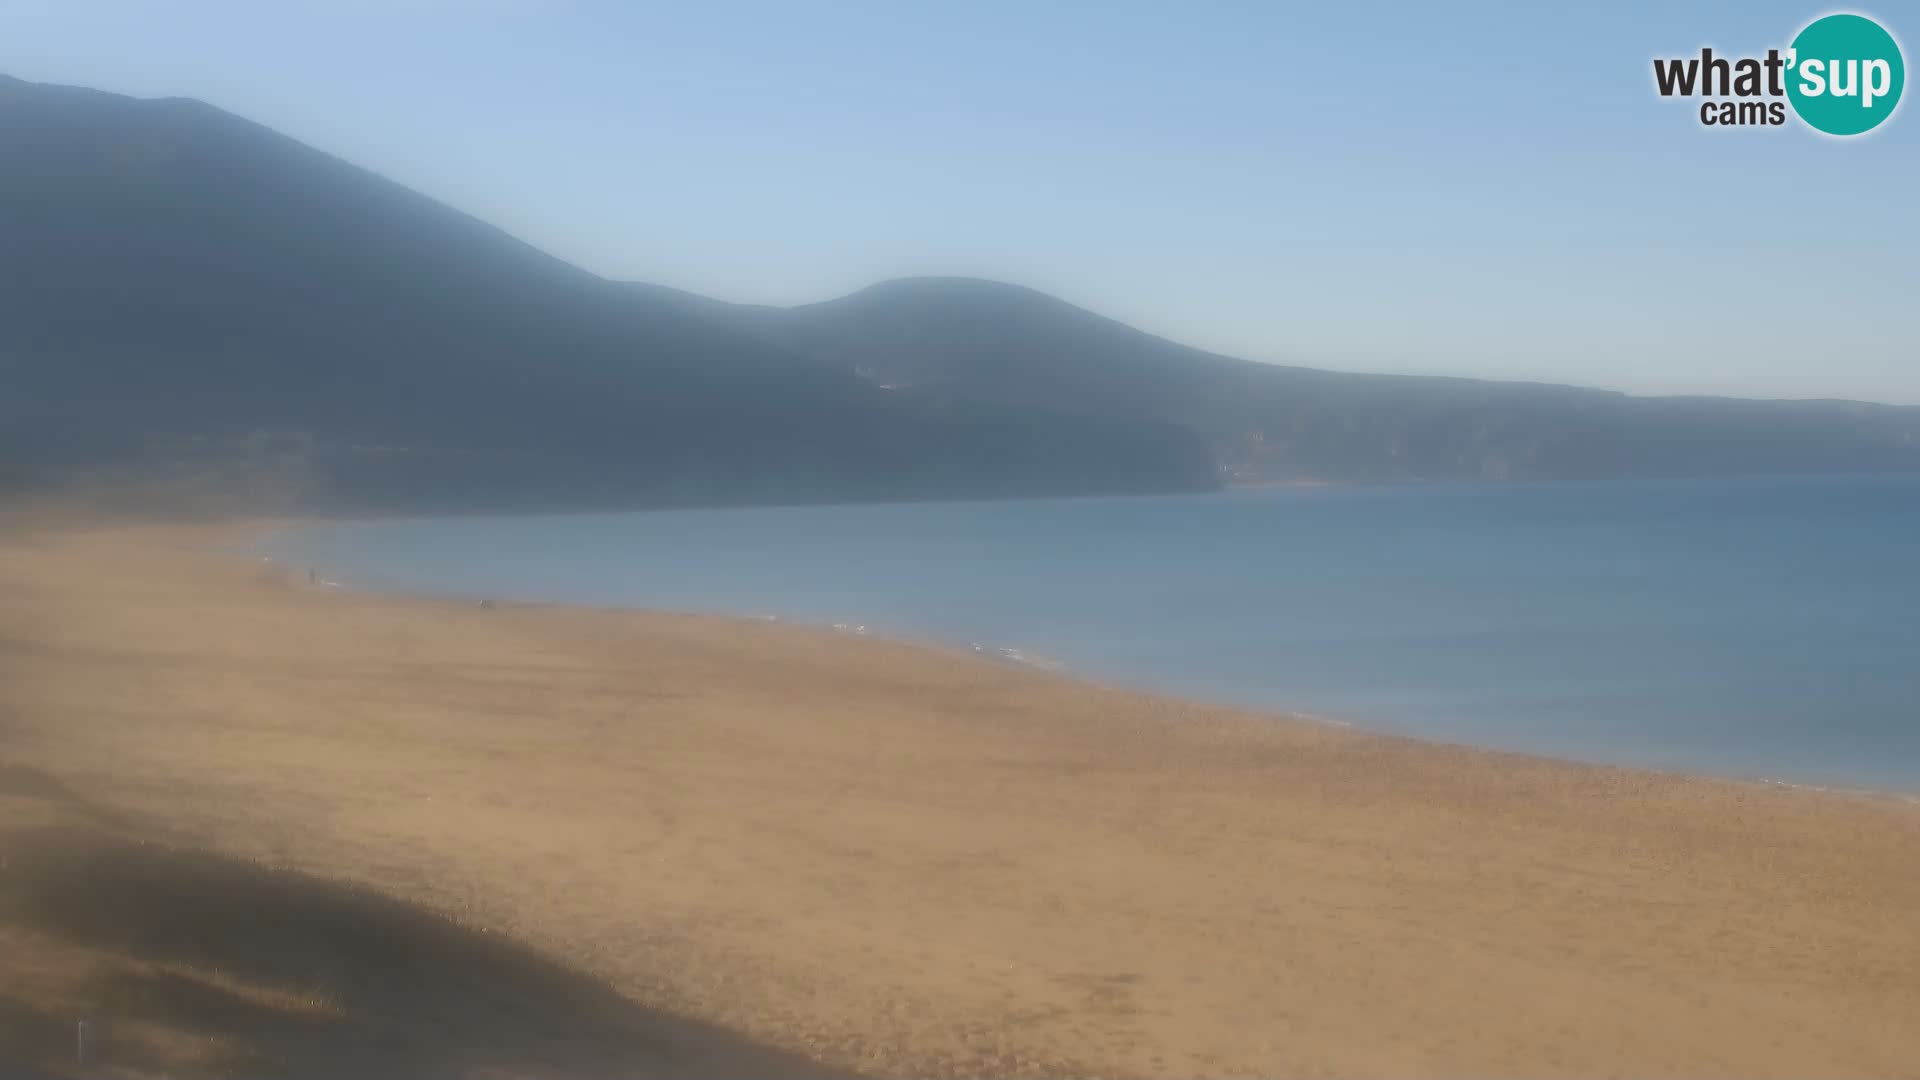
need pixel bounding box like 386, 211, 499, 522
0, 787, 860, 1079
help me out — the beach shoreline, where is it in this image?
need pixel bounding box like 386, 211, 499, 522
260, 549, 1920, 807
4, 509, 1919, 1078
252, 511, 1920, 804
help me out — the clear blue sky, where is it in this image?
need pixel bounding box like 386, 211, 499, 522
3, 1, 1914, 402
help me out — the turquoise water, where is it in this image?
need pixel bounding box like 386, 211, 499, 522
267, 475, 1920, 791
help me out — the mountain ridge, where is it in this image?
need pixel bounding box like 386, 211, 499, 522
5, 71, 1918, 507
649, 274, 1920, 407
626, 275, 1920, 483
0, 74, 1218, 510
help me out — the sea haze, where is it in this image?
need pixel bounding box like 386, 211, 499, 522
267, 474, 1920, 792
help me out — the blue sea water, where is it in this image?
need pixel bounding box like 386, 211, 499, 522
266, 475, 1920, 791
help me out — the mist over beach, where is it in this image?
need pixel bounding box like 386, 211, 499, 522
4, 2, 1919, 1077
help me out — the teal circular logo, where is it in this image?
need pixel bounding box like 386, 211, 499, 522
1786, 13, 1905, 135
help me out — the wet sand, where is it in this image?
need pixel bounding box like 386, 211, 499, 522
3, 513, 1918, 1078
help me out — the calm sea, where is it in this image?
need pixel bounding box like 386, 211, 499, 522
266, 475, 1920, 791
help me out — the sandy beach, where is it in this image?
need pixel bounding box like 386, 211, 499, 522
3, 510, 1918, 1079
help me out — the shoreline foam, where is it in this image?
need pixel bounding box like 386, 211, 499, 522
250, 547, 1920, 804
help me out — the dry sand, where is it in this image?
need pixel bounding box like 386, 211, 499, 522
2, 511, 1917, 1078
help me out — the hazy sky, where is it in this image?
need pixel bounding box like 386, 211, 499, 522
3, 1, 1915, 403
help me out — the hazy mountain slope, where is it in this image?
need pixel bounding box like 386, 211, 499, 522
0, 76, 1217, 509
647, 276, 1920, 483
